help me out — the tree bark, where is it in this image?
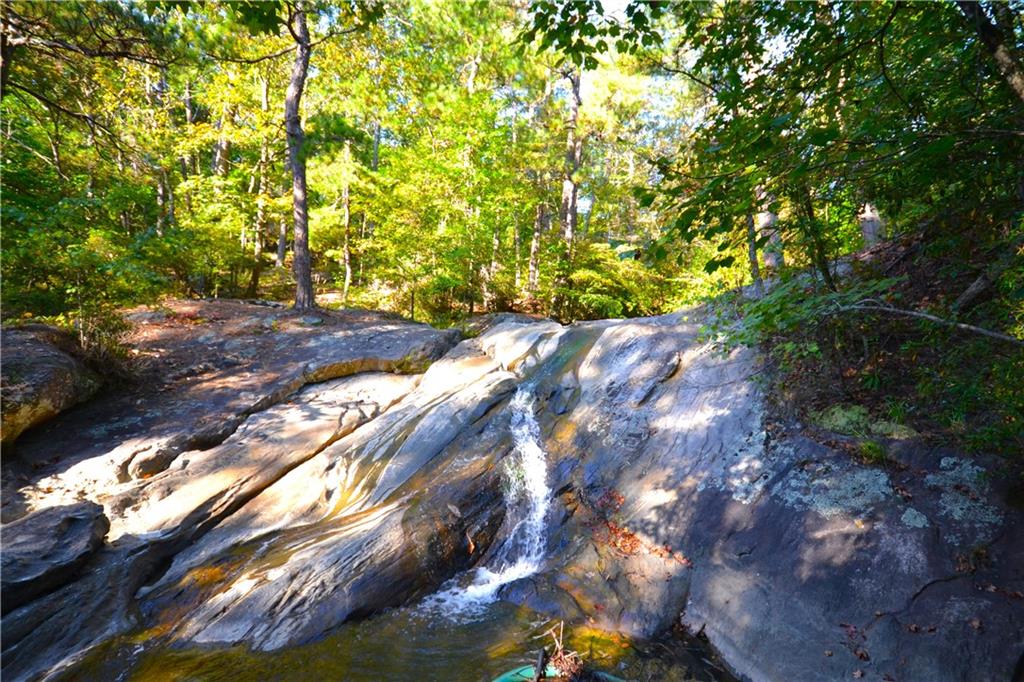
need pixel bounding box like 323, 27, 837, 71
286, 3, 314, 309
276, 220, 288, 268
958, 1, 1024, 106
857, 202, 884, 247
745, 211, 764, 298
1, 11, 13, 101
249, 76, 271, 298
213, 104, 232, 176
528, 203, 545, 293
559, 69, 582, 255
341, 143, 352, 304
758, 194, 783, 271
554, 69, 582, 318
513, 212, 521, 291
801, 192, 837, 291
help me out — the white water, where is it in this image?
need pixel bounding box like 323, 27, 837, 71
420, 387, 551, 620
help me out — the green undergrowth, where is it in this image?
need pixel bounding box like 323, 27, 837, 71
703, 229, 1024, 461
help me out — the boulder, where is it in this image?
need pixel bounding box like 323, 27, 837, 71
2, 304, 460, 523
500, 314, 1024, 682
1, 327, 100, 447
1, 502, 108, 614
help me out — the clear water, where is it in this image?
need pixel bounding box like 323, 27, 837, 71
67, 602, 731, 681
420, 387, 552, 619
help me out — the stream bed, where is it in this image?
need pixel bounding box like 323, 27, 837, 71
62, 384, 733, 681
65, 601, 732, 681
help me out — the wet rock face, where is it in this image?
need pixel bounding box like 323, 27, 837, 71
503, 315, 1024, 682
1, 502, 108, 614
0, 327, 100, 447
2, 304, 1022, 682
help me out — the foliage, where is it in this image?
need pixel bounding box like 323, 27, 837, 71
2, 0, 1022, 457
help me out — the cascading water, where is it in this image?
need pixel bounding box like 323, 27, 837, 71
420, 386, 551, 620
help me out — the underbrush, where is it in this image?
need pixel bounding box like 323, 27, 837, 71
705, 229, 1024, 460
8, 304, 137, 381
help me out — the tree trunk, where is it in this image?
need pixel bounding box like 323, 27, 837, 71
528, 203, 544, 293
513, 212, 521, 291
758, 194, 783, 271
801, 192, 837, 291
249, 77, 270, 298
746, 212, 764, 298
559, 69, 582, 255
958, 1, 1024, 106
857, 202, 884, 247
485, 212, 500, 310
341, 153, 352, 304
213, 104, 232, 176
286, 3, 314, 309
554, 69, 582, 318
247, 224, 263, 298
163, 167, 175, 227
156, 173, 167, 237
1, 11, 13, 101
276, 221, 287, 268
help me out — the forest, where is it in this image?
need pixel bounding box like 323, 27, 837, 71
2, 2, 1024, 681
3, 0, 1021, 452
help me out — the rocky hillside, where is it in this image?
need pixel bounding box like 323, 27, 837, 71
1, 300, 1021, 681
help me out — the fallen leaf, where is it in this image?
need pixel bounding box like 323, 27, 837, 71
853, 670, 864, 679
855, 648, 871, 661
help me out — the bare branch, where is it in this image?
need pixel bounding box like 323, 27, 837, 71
836, 299, 1023, 346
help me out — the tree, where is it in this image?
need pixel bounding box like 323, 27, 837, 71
285, 2, 314, 308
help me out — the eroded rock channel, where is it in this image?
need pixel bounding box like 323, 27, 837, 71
1, 301, 1021, 681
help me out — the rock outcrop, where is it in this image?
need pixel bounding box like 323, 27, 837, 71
2, 302, 1021, 682
0, 502, 108, 614
1, 327, 100, 447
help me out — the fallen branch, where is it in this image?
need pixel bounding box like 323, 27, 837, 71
836, 299, 1023, 347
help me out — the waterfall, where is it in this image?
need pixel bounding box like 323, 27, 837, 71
420, 386, 551, 619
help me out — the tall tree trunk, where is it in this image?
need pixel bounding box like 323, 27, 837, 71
554, 69, 582, 318
485, 213, 500, 311
958, 1, 1024, 105
513, 212, 521, 292
286, 3, 314, 309
247, 225, 263, 298
759, 197, 784, 272
163, 167, 175, 227
559, 69, 582, 256
746, 211, 764, 298
156, 172, 167, 237
358, 213, 367, 285
528, 203, 544, 293
341, 147, 352, 304
213, 104, 232, 176
249, 77, 271, 298
276, 221, 288, 268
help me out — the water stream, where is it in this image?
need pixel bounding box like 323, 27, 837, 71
421, 386, 552, 619
62, 379, 732, 681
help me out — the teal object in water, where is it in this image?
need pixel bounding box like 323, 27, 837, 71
492, 664, 561, 681
491, 665, 627, 682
